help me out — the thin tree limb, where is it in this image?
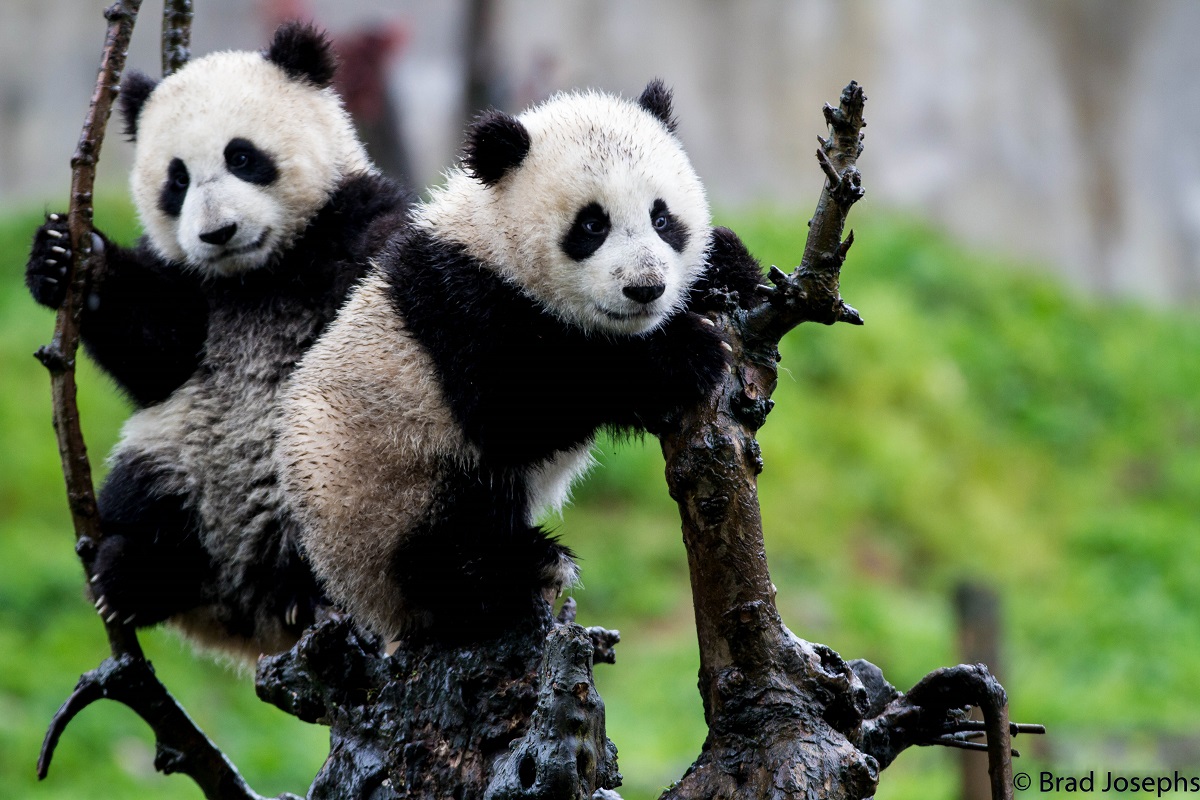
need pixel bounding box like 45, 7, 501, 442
742, 81, 867, 349
39, 656, 297, 800
161, 0, 194, 77
36, 0, 145, 662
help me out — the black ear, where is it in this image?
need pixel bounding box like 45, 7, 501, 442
637, 78, 677, 133
265, 21, 337, 88
462, 110, 531, 187
119, 70, 159, 141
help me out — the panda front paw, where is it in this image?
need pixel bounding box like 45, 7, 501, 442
690, 226, 766, 312
26, 213, 72, 309
633, 312, 729, 434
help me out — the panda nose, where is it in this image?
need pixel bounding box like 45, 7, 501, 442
199, 223, 238, 245
623, 284, 666, 304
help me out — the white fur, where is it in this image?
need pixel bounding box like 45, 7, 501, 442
130, 50, 372, 275
526, 444, 595, 520
415, 90, 711, 336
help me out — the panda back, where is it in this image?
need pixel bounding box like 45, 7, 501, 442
279, 271, 472, 635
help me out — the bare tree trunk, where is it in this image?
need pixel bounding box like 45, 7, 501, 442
655, 84, 878, 800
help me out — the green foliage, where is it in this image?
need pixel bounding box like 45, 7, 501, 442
1, 202, 1196, 799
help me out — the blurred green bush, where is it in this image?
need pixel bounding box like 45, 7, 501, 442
1, 201, 1196, 799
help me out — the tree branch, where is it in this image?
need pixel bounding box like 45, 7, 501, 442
38, 0, 144, 663
39, 656, 296, 800
851, 661, 1045, 800
742, 81, 867, 350
161, 0, 194, 77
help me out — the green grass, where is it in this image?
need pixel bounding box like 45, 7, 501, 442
2, 200, 1198, 798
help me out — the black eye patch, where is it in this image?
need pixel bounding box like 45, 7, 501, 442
650, 199, 688, 253
224, 138, 278, 186
158, 158, 189, 217
562, 202, 611, 261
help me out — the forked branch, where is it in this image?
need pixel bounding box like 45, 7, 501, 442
658, 82, 1041, 800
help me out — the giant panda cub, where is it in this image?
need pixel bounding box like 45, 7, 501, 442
24, 23, 411, 661
279, 81, 763, 641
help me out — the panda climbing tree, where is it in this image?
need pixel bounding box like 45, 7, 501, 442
32, 3, 1040, 800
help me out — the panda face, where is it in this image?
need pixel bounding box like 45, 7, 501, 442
151, 136, 285, 273
423, 89, 710, 336
128, 49, 371, 276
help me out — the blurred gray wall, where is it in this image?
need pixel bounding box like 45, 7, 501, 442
3, 0, 1198, 302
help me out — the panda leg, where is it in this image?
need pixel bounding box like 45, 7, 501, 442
390, 467, 576, 640
88, 455, 213, 628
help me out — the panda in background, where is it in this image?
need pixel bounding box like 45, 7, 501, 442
24, 22, 411, 661
279, 80, 764, 642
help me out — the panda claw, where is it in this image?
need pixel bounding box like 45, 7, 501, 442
48, 213, 62, 222
105, 611, 119, 624
46, 228, 64, 239
94, 595, 106, 609
123, 615, 136, 626
50, 246, 67, 255
699, 317, 715, 327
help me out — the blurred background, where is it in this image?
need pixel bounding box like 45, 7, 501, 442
1, 1, 1198, 798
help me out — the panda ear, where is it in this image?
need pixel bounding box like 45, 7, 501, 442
118, 70, 159, 141
637, 79, 678, 133
462, 110, 531, 187
265, 21, 337, 88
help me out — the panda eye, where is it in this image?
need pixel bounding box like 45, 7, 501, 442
562, 202, 611, 261
158, 158, 190, 218
224, 138, 279, 186
650, 198, 688, 253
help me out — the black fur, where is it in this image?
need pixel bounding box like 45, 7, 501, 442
265, 21, 338, 88
159, 158, 190, 218
651, 198, 688, 253
390, 461, 572, 640
118, 70, 158, 141
637, 79, 678, 133
462, 110, 532, 187
690, 226, 767, 312
561, 202, 610, 261
26, 173, 412, 641
90, 453, 213, 626
224, 138, 279, 186
26, 215, 207, 406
